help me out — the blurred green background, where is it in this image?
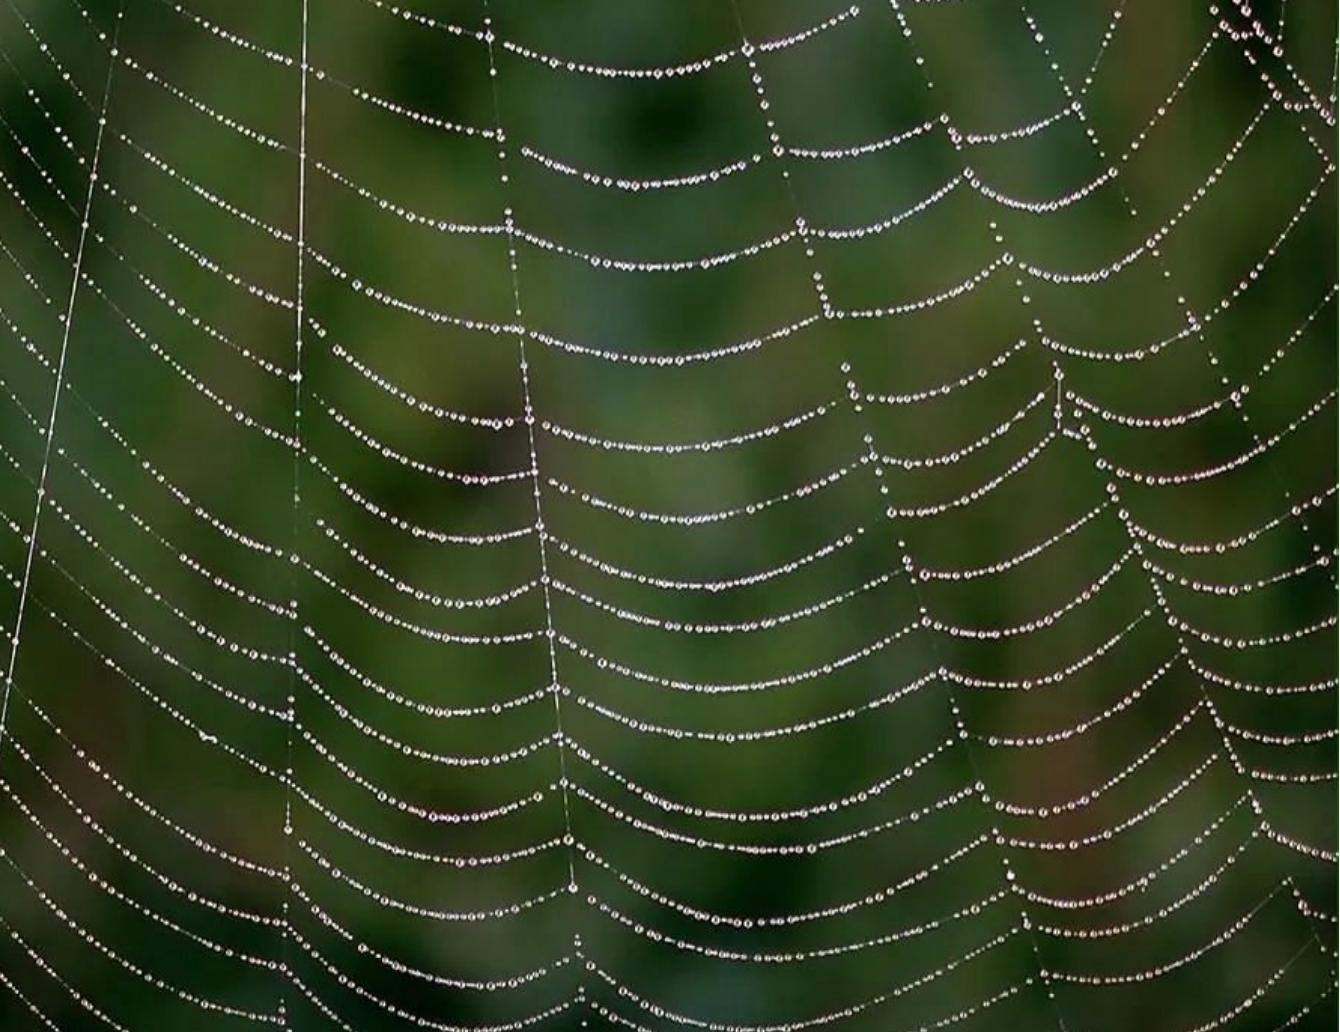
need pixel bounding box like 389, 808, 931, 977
0, 0, 1335, 1028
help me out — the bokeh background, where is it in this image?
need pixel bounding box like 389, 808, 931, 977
0, 0, 1335, 1029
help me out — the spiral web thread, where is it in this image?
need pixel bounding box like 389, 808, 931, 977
0, 0, 1335, 1028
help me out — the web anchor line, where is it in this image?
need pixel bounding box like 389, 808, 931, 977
277, 0, 311, 1027
0, 1, 126, 754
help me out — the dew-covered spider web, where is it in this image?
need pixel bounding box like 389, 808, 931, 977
0, 0, 1335, 1028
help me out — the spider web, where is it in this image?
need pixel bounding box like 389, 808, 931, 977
0, 0, 1334, 1028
